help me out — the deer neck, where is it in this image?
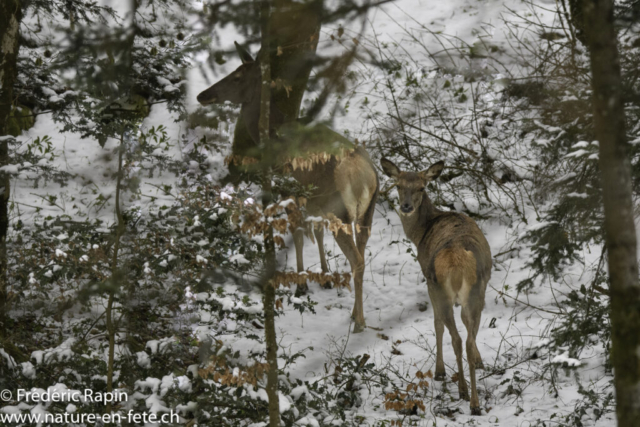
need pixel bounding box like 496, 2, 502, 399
399, 193, 441, 247
241, 97, 261, 144
241, 88, 286, 145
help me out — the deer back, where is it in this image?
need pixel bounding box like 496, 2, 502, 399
413, 211, 492, 292
291, 145, 378, 224
198, 45, 378, 223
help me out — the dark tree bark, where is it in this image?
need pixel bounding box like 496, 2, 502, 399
582, 0, 640, 425
269, 0, 321, 121
567, 0, 587, 45
105, 1, 137, 413
259, 2, 280, 426
227, 0, 321, 183
0, 0, 22, 340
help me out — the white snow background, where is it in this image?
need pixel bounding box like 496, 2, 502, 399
5, 0, 621, 425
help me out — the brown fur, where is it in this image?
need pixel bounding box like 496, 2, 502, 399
381, 158, 491, 416
197, 50, 379, 333
434, 247, 477, 295
291, 147, 378, 334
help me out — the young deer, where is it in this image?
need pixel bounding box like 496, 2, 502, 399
380, 158, 491, 415
197, 44, 379, 333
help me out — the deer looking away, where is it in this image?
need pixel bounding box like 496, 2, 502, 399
197, 43, 379, 333
380, 158, 492, 415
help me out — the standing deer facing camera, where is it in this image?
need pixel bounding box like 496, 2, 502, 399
197, 43, 379, 333
380, 158, 491, 415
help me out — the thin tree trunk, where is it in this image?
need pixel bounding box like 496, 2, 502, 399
104, 2, 136, 412
269, 0, 321, 121
582, 0, 640, 425
227, 0, 321, 183
105, 134, 125, 414
567, 0, 587, 44
259, 2, 280, 426
0, 0, 22, 340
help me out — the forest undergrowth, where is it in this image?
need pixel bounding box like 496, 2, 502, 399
1, 0, 638, 426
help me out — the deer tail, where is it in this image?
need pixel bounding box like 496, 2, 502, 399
434, 247, 477, 296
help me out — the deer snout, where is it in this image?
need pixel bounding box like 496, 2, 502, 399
400, 203, 414, 214
196, 89, 216, 105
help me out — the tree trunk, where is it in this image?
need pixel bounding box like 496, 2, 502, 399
105, 133, 126, 414
259, 2, 280, 426
0, 0, 22, 340
582, 0, 640, 425
227, 0, 322, 183
567, 0, 587, 45
106, 1, 138, 412
269, 0, 321, 121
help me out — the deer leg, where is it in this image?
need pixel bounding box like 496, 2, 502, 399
473, 334, 484, 370
294, 228, 305, 272
293, 228, 307, 294
468, 287, 485, 370
355, 197, 375, 258
441, 303, 469, 401
334, 226, 365, 333
428, 284, 447, 381
314, 226, 332, 289
315, 226, 329, 272
471, 313, 484, 370
462, 304, 482, 415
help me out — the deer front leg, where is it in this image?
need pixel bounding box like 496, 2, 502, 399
334, 227, 365, 333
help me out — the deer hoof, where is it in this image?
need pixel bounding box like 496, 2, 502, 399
459, 389, 470, 401
470, 406, 482, 416
476, 360, 485, 370
434, 372, 446, 381
295, 283, 309, 297
320, 280, 332, 290
352, 322, 365, 333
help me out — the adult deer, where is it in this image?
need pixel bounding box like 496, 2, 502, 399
380, 158, 491, 415
197, 44, 379, 333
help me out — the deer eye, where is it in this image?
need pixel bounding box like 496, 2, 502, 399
417, 187, 425, 192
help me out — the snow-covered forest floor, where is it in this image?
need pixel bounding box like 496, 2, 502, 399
1, 0, 628, 425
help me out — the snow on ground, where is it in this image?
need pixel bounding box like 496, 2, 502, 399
11, 0, 616, 425
271, 202, 614, 425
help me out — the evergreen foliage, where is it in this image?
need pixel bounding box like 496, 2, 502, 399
1, 0, 639, 425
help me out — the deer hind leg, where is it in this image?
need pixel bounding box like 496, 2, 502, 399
472, 319, 484, 370
315, 226, 329, 272
428, 284, 447, 381
462, 302, 483, 415
466, 284, 485, 369
293, 228, 307, 294
333, 226, 365, 333
355, 191, 377, 258
441, 301, 470, 401
314, 226, 332, 289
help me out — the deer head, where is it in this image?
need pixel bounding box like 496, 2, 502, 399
380, 158, 444, 215
196, 42, 261, 106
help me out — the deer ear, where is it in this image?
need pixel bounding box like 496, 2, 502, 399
235, 41, 254, 64
420, 161, 444, 181
380, 158, 401, 179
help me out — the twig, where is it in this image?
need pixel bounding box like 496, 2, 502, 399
489, 284, 563, 315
